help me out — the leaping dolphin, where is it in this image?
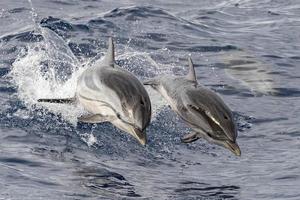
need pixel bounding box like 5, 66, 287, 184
38, 37, 152, 145
144, 57, 241, 156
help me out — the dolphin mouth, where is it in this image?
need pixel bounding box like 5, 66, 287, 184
131, 127, 147, 146
224, 140, 241, 156
114, 114, 147, 146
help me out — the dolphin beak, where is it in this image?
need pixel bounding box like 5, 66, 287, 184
131, 127, 147, 146
224, 141, 241, 156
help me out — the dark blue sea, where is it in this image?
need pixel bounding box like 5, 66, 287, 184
0, 0, 300, 199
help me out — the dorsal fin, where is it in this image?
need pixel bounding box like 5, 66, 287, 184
187, 57, 197, 83
104, 37, 115, 67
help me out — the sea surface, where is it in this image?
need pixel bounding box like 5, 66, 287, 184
0, 0, 300, 199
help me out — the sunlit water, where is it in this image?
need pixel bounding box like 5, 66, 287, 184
0, 0, 300, 199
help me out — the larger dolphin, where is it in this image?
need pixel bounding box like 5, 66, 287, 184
144, 57, 241, 156
38, 37, 151, 145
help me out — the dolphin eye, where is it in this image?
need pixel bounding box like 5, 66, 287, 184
207, 132, 212, 138
223, 114, 228, 120
116, 113, 121, 119
140, 99, 145, 106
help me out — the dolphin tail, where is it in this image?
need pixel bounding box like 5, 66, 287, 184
37, 97, 75, 104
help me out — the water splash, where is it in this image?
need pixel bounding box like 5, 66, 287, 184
27, 0, 41, 32
8, 26, 83, 123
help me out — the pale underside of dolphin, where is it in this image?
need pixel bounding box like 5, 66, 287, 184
38, 37, 152, 145
144, 57, 241, 156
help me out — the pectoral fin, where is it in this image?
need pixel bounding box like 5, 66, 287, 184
181, 132, 200, 143
78, 114, 113, 123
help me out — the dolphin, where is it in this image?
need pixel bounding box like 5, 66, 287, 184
38, 37, 152, 145
144, 57, 241, 156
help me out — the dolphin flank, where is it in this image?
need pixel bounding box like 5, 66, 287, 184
38, 37, 152, 145
144, 57, 241, 156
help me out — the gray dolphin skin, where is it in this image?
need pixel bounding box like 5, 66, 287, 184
38, 37, 152, 145
144, 57, 241, 156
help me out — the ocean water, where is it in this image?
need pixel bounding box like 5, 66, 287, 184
0, 0, 300, 199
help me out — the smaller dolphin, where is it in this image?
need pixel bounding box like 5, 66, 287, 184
144, 57, 241, 156
38, 37, 151, 145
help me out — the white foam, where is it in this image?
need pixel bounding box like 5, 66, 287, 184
9, 28, 86, 125
80, 132, 98, 147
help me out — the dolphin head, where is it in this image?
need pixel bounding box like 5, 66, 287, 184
182, 88, 241, 156
126, 95, 151, 145
99, 72, 152, 146
202, 107, 241, 156
132, 95, 151, 132
112, 94, 151, 146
